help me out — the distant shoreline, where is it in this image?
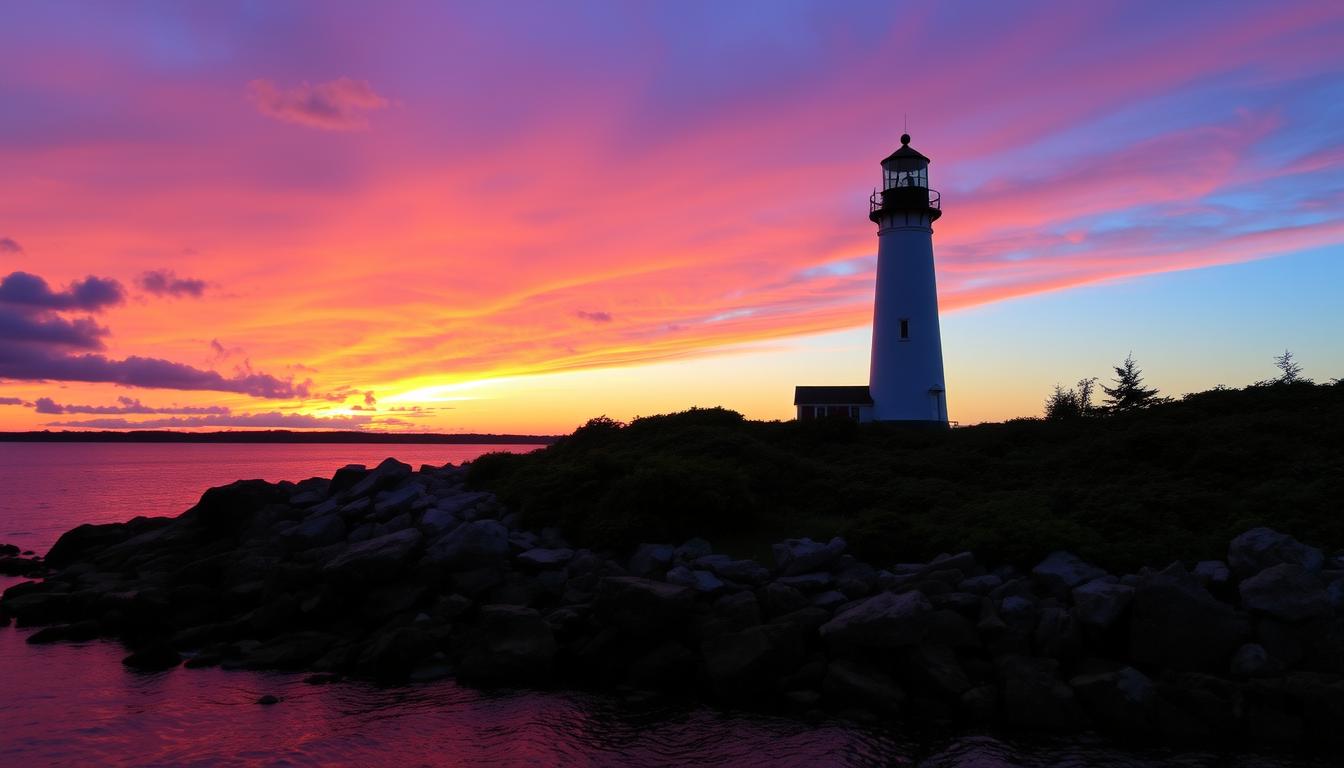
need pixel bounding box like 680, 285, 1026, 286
0, 430, 558, 445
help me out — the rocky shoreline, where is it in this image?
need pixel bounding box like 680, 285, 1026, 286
3, 457, 1344, 748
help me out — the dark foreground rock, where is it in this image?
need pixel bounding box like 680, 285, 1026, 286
5, 463, 1344, 751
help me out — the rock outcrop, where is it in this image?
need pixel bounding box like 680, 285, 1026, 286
3, 463, 1343, 750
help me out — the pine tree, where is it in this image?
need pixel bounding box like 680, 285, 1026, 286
1273, 349, 1304, 384
1101, 353, 1161, 413
1044, 384, 1081, 420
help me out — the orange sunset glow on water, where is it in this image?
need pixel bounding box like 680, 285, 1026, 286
2, 2, 1343, 435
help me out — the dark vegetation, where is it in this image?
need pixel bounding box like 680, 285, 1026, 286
0, 430, 556, 444
468, 380, 1344, 572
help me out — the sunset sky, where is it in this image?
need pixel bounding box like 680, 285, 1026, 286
2, 1, 1342, 434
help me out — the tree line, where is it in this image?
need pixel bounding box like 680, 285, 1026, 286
1043, 349, 1313, 420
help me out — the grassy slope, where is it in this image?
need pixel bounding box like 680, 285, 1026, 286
467, 382, 1344, 572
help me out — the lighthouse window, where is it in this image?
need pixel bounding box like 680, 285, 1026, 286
900, 319, 910, 340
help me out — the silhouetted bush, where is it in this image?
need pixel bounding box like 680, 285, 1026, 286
468, 384, 1344, 571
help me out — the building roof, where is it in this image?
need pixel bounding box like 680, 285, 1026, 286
793, 385, 873, 406
881, 133, 930, 166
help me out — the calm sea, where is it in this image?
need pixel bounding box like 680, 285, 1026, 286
0, 443, 1325, 766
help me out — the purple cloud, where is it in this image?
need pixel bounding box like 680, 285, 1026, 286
0, 397, 23, 406
138, 269, 207, 298
0, 272, 124, 312
0, 308, 108, 348
0, 238, 21, 254
33, 396, 230, 415
47, 411, 375, 430
363, 390, 376, 406
248, 77, 389, 131
576, 310, 613, 323
0, 346, 308, 398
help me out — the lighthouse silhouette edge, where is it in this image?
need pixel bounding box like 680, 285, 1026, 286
793, 133, 949, 425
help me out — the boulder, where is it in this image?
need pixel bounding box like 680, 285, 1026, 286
1069, 666, 1156, 735
1239, 563, 1332, 622
46, 517, 171, 568
594, 577, 695, 637
424, 520, 509, 570
516, 548, 574, 570
344, 458, 413, 500
1032, 551, 1107, 596
958, 574, 1002, 594
122, 642, 182, 671
772, 537, 845, 576
282, 513, 346, 551
1193, 560, 1231, 588
420, 508, 461, 536
701, 620, 812, 697
322, 528, 422, 582
997, 655, 1079, 730
899, 644, 971, 700
1130, 562, 1249, 672
372, 484, 422, 519
776, 571, 834, 592
758, 582, 808, 618
819, 590, 931, 651
665, 565, 725, 594
698, 556, 771, 586
1231, 642, 1282, 678
823, 659, 904, 714
1071, 579, 1134, 629
1228, 527, 1324, 577
675, 537, 713, 561
461, 605, 557, 683
328, 464, 368, 495
835, 562, 878, 597
629, 543, 675, 578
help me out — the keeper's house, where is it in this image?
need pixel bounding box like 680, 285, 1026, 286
793, 385, 874, 422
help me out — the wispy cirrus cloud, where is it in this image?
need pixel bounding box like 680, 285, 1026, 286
247, 77, 389, 131
0, 238, 21, 254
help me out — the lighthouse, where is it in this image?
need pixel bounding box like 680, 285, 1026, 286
794, 133, 948, 425
867, 133, 948, 423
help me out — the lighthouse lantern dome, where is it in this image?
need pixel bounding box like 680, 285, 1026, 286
880, 133, 930, 190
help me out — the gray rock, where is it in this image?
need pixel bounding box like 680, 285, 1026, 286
819, 590, 932, 651
1239, 563, 1331, 621
665, 565, 725, 594
1071, 579, 1134, 629
697, 556, 771, 586
289, 490, 325, 507
835, 561, 878, 597
420, 508, 461, 535
811, 590, 849, 611
712, 591, 762, 631
461, 605, 557, 683
433, 490, 494, 517
823, 659, 904, 714
776, 572, 834, 592
594, 577, 695, 636
701, 620, 812, 695
424, 520, 509, 570
758, 581, 809, 618
958, 574, 1003, 594
901, 644, 972, 699
1069, 666, 1155, 734
282, 513, 346, 551
1130, 561, 1249, 671
516, 547, 574, 570
1032, 551, 1107, 596
1231, 642, 1281, 677
629, 543, 675, 578
998, 655, 1079, 730
344, 458, 412, 500
675, 537, 713, 561
373, 483, 422, 519
772, 536, 845, 576
322, 528, 422, 582
1193, 560, 1231, 588
1228, 527, 1324, 577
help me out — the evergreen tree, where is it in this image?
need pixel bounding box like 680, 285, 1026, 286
1273, 349, 1305, 384
1101, 353, 1161, 412
1044, 384, 1081, 420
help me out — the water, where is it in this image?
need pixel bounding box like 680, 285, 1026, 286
0, 443, 1327, 766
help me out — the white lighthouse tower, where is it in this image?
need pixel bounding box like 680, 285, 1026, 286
867, 133, 948, 424
792, 133, 948, 425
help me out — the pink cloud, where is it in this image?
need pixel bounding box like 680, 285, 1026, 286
247, 77, 389, 131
